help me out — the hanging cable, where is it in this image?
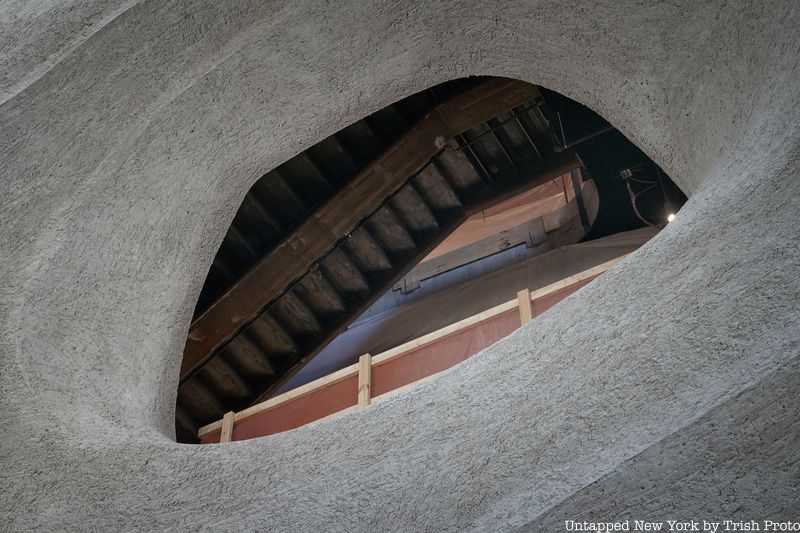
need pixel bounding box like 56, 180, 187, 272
615, 166, 662, 228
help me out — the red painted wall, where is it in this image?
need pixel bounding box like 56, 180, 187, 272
200, 276, 597, 444
372, 310, 520, 397
532, 278, 592, 316
198, 374, 358, 444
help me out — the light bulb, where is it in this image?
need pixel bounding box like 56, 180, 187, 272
667, 213, 676, 222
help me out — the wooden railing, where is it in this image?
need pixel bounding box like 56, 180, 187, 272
197, 254, 627, 443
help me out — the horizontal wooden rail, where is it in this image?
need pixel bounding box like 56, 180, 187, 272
197, 253, 628, 441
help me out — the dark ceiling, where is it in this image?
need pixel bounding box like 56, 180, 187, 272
539, 87, 687, 239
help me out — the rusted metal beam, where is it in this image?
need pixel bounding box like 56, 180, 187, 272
180, 79, 539, 379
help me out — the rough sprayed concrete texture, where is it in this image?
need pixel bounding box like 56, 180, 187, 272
0, 1, 798, 531
513, 362, 800, 532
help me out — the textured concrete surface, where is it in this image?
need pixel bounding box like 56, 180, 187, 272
1, 1, 798, 531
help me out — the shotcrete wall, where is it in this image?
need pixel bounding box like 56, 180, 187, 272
1, 1, 798, 531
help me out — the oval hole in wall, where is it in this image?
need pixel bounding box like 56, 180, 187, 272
176, 76, 686, 444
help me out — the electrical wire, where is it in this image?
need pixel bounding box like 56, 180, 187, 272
623, 179, 660, 228
612, 166, 662, 228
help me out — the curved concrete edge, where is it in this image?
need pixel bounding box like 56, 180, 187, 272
514, 359, 800, 531
1, 1, 799, 530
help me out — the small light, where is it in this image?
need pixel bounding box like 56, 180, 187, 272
667, 213, 676, 222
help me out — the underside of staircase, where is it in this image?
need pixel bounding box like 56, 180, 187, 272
176, 78, 582, 439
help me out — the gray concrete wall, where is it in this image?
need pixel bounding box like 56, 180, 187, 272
1, 1, 798, 531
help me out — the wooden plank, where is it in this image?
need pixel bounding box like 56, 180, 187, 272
434, 78, 539, 133
517, 288, 533, 325
181, 79, 541, 380
218, 252, 622, 433
529, 255, 627, 301
370, 254, 628, 368
219, 411, 235, 443
197, 252, 629, 439
197, 362, 359, 436
372, 299, 519, 367
394, 217, 549, 290
357, 353, 372, 406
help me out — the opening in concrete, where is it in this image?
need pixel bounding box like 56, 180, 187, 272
176, 76, 686, 443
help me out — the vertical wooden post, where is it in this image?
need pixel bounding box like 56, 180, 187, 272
517, 288, 533, 325
220, 411, 235, 443
358, 353, 372, 407
560, 173, 570, 203
571, 168, 591, 234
